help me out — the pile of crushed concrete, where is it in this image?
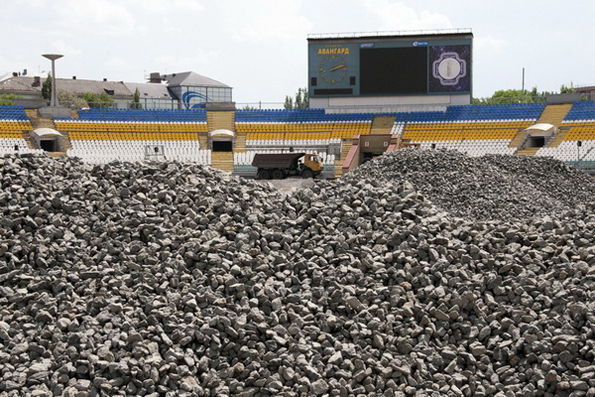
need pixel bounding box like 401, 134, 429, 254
345, 149, 595, 222
0, 151, 594, 397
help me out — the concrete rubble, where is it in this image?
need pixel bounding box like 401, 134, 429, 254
0, 150, 594, 396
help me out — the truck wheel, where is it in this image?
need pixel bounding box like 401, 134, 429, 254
272, 169, 285, 179
257, 170, 271, 180
301, 169, 313, 179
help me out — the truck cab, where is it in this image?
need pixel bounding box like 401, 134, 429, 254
302, 153, 323, 175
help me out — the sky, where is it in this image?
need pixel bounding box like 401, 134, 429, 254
1, 0, 594, 106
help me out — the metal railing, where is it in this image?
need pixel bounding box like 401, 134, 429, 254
308, 28, 473, 40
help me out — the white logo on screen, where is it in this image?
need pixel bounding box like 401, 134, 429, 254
433, 52, 466, 86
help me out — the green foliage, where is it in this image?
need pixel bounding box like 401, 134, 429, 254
83, 92, 115, 108
559, 85, 575, 94
473, 89, 537, 105
284, 87, 308, 109
129, 88, 143, 109
57, 89, 88, 109
474, 85, 582, 105
41, 74, 52, 100
284, 96, 293, 109
0, 93, 21, 106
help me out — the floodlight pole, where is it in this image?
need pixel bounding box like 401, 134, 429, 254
42, 54, 63, 107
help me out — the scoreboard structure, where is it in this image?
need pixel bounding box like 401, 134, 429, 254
308, 29, 473, 112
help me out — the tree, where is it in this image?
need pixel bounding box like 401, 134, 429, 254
491, 89, 536, 104
0, 93, 21, 106
129, 88, 143, 109
473, 85, 583, 105
41, 73, 52, 100
57, 89, 88, 109
472, 89, 537, 105
83, 92, 115, 108
284, 96, 294, 109
559, 85, 575, 94
284, 87, 309, 109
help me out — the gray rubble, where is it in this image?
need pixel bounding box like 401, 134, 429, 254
0, 151, 594, 396
345, 149, 595, 222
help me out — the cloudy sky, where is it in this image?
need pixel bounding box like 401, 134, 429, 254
1, 0, 594, 106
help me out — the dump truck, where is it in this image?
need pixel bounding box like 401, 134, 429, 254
252, 152, 323, 179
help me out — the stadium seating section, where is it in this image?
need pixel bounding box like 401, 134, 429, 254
54, 109, 208, 163
536, 100, 595, 168
400, 103, 546, 157
2, 102, 595, 172
0, 106, 43, 155
236, 109, 374, 145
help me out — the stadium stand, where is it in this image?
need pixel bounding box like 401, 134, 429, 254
237, 109, 373, 149
55, 108, 209, 163
0, 106, 44, 155
4, 101, 595, 175
400, 103, 546, 157
536, 101, 595, 168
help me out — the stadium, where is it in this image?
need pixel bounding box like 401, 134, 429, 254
1, 29, 595, 396
0, 29, 594, 177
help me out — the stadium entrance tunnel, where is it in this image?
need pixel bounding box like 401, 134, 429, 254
209, 129, 234, 152
32, 128, 63, 152
523, 123, 556, 148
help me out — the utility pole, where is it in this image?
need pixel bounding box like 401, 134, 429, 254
522, 68, 525, 92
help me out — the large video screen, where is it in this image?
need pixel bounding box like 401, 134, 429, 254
360, 47, 427, 95
308, 33, 473, 98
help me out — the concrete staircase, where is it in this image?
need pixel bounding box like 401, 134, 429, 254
508, 129, 528, 149
516, 147, 541, 156
234, 133, 247, 153
547, 127, 570, 148
199, 134, 208, 150
537, 104, 572, 126
210, 151, 234, 173
21, 109, 40, 150
208, 111, 235, 132
24, 108, 71, 155
26, 109, 56, 130
20, 132, 36, 150
334, 139, 353, 178
509, 104, 573, 151
537, 104, 572, 149
371, 115, 395, 135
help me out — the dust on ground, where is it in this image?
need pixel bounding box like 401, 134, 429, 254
256, 177, 317, 194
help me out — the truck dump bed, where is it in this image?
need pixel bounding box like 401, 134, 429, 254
251, 153, 305, 169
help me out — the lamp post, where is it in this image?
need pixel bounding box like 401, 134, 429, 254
42, 54, 63, 107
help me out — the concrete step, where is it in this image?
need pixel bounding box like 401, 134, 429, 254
210, 152, 234, 173
334, 160, 343, 178
516, 147, 540, 156
508, 129, 527, 148
371, 115, 396, 135
536, 104, 572, 126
